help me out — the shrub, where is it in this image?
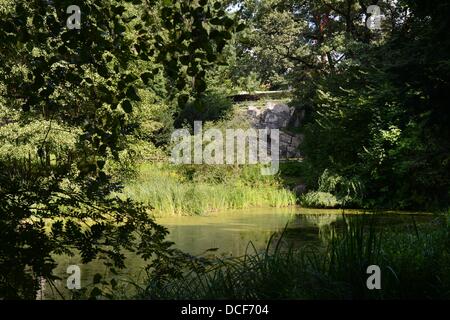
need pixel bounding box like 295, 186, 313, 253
175, 90, 233, 128
300, 191, 340, 209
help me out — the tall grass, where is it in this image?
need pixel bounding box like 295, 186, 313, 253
121, 163, 297, 216
136, 212, 450, 299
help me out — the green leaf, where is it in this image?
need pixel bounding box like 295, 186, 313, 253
93, 273, 102, 284
97, 160, 106, 169
126, 86, 141, 101
178, 94, 189, 106
122, 99, 133, 113
236, 23, 246, 32
110, 278, 117, 289
140, 72, 154, 84
176, 78, 186, 90
90, 287, 102, 299
194, 78, 207, 92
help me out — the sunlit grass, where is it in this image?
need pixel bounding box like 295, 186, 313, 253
121, 163, 297, 217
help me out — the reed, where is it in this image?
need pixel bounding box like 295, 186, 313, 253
121, 163, 297, 216
137, 212, 450, 299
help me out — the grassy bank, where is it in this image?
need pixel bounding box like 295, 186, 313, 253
122, 163, 297, 216
136, 212, 450, 299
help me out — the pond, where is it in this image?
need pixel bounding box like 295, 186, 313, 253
42, 208, 432, 299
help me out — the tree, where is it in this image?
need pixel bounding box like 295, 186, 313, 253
300, 0, 450, 209
229, 0, 449, 209
0, 0, 236, 299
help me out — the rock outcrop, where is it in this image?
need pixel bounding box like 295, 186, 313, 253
246, 101, 303, 159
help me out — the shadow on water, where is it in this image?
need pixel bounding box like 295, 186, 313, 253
43, 208, 433, 299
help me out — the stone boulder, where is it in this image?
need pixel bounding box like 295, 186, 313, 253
261, 103, 294, 129
246, 101, 303, 159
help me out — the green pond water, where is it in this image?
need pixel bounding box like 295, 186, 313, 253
42, 208, 432, 299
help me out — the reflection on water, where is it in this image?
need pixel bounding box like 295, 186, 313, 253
44, 208, 431, 299
159, 208, 343, 256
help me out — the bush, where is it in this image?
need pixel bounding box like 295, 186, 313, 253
175, 90, 233, 128
300, 191, 340, 209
